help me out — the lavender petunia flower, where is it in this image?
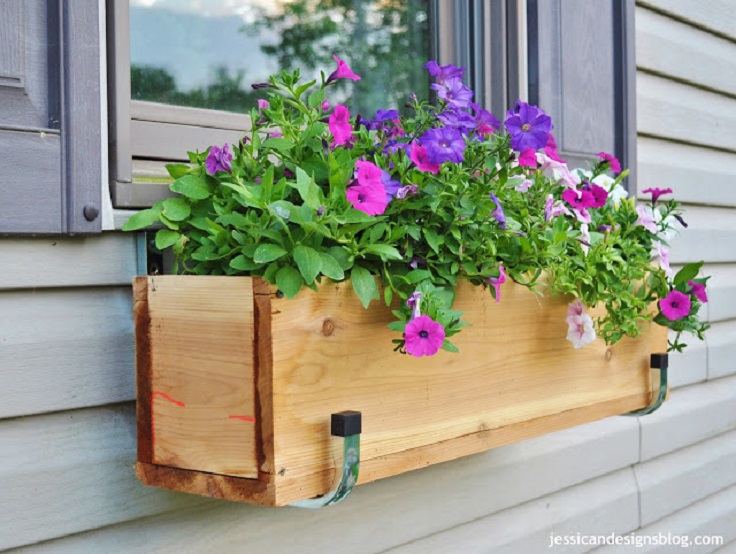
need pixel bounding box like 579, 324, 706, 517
432, 77, 474, 109
397, 184, 419, 199
381, 171, 401, 203
504, 100, 553, 152
438, 109, 476, 132
420, 127, 466, 164
406, 291, 423, 320
489, 193, 507, 230
206, 144, 232, 175
635, 205, 662, 234
471, 103, 500, 136
424, 61, 465, 85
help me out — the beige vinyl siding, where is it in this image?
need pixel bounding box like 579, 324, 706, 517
3, 4, 736, 553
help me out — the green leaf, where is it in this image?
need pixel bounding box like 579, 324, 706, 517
161, 197, 191, 222
229, 255, 263, 271
343, 210, 376, 224
441, 339, 459, 353
216, 212, 250, 228
327, 246, 352, 270
424, 228, 440, 253
319, 252, 345, 281
350, 265, 378, 309
674, 262, 703, 287
293, 245, 322, 284
253, 243, 287, 263
170, 175, 211, 200
364, 244, 403, 261
263, 138, 295, 152
165, 163, 191, 179
294, 167, 322, 209
121, 206, 161, 231
275, 265, 303, 298
155, 229, 180, 249
404, 269, 432, 284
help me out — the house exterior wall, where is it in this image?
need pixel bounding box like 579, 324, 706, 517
1, 2, 735, 552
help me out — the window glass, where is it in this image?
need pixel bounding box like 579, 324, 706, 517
130, 0, 430, 116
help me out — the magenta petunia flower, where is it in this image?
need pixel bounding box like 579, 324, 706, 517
659, 290, 691, 321
489, 193, 507, 230
544, 133, 565, 163
409, 143, 441, 173
345, 183, 387, 216
486, 265, 507, 302
329, 105, 353, 147
404, 315, 445, 357
206, 144, 232, 174
561, 188, 596, 210
420, 127, 466, 164
688, 280, 708, 303
588, 184, 609, 208
642, 187, 673, 203
321, 100, 330, 112
504, 100, 553, 152
518, 148, 537, 167
597, 152, 621, 174
327, 55, 361, 83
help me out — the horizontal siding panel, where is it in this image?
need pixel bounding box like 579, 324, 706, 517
636, 7, 736, 96
637, 138, 736, 208
0, 287, 135, 418
635, 429, 736, 526
638, 0, 736, 41
667, 206, 736, 264
637, 72, 736, 153
131, 120, 245, 161
0, 404, 204, 551
132, 100, 251, 130
708, 320, 736, 381
668, 332, 707, 389
16, 417, 640, 554
0, 234, 139, 290
640, 375, 736, 461
385, 469, 639, 554
705, 264, 736, 322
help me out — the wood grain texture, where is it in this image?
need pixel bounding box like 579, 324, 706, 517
142, 276, 258, 478
638, 72, 736, 152
637, 7, 736, 97
0, 1, 24, 87
136, 276, 666, 505
0, 233, 139, 290
637, 138, 736, 208
0, 287, 135, 419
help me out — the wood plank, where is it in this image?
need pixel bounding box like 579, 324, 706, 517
265, 278, 666, 504
0, 233, 139, 290
667, 206, 736, 264
0, 287, 136, 419
142, 276, 258, 478
637, 137, 736, 208
21, 416, 640, 553
637, 72, 736, 152
131, 120, 247, 161
0, 404, 204, 551
638, 0, 736, 42
636, 7, 736, 96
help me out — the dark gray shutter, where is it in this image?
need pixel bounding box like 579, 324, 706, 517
527, 0, 636, 188
0, 0, 102, 234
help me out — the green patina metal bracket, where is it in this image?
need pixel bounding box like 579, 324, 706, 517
624, 353, 669, 416
291, 411, 362, 508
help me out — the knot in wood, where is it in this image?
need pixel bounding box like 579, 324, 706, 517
605, 349, 613, 361
322, 319, 335, 336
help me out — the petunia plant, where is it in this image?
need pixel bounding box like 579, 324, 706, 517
123, 56, 709, 356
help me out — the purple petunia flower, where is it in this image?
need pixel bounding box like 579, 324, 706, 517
486, 265, 507, 302
659, 290, 691, 321
437, 109, 476, 132
381, 170, 401, 203
420, 127, 466, 164
206, 144, 233, 175
326, 55, 361, 83
642, 187, 673, 203
688, 280, 708, 303
504, 100, 553, 152
489, 193, 507, 230
404, 315, 445, 357
432, 77, 474, 109
424, 61, 465, 85
598, 152, 621, 174
406, 291, 423, 320
471, 103, 501, 137
397, 184, 419, 199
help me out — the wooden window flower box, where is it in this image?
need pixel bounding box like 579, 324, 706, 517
134, 274, 666, 507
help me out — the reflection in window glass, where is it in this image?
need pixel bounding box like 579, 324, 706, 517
130, 0, 430, 116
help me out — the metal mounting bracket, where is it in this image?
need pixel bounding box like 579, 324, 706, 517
623, 353, 669, 416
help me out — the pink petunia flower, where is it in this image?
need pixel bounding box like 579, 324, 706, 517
544, 133, 565, 163
566, 300, 586, 324
515, 179, 533, 192
544, 194, 571, 221
518, 148, 537, 168
327, 55, 361, 83
660, 290, 691, 321
329, 105, 353, 147
486, 265, 507, 302
566, 314, 596, 349
579, 223, 591, 255
536, 152, 580, 187
345, 183, 387, 216
404, 315, 445, 357
321, 100, 330, 112
409, 142, 440, 174
688, 280, 708, 303
651, 241, 672, 277
597, 152, 621, 174
635, 205, 662, 234
257, 99, 269, 114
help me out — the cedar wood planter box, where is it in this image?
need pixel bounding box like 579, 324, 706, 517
134, 275, 667, 506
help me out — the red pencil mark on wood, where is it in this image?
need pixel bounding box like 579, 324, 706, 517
152, 391, 186, 445
228, 415, 256, 422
